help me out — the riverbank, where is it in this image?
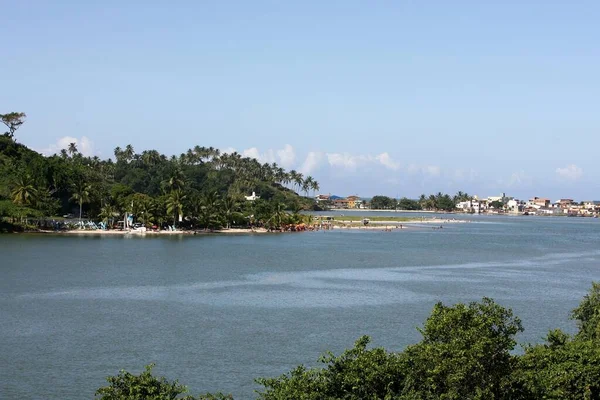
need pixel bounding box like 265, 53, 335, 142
31, 227, 271, 236
17, 218, 468, 235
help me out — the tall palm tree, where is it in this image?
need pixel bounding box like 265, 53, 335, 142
419, 194, 427, 209
310, 180, 320, 196
11, 175, 37, 206
428, 194, 437, 210
113, 146, 123, 162
268, 202, 288, 229
124, 144, 135, 162
166, 189, 186, 228
199, 191, 222, 230
163, 167, 186, 192
70, 181, 91, 221
67, 142, 78, 157
288, 170, 298, 191
303, 176, 314, 197
221, 195, 242, 229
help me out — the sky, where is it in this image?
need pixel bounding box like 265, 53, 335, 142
2, 1, 599, 200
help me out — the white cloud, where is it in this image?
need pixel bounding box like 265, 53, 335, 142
242, 147, 263, 161
299, 151, 325, 174
276, 144, 296, 169
232, 144, 295, 167
38, 136, 95, 157
375, 152, 401, 170
556, 164, 583, 181
325, 152, 376, 170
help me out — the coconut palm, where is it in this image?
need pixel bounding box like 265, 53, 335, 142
124, 144, 135, 162
113, 146, 124, 162
268, 202, 288, 229
166, 189, 186, 228
11, 175, 37, 206
70, 181, 91, 221
199, 191, 222, 230
163, 167, 186, 192
288, 170, 299, 191
99, 204, 118, 227
311, 180, 320, 196
67, 142, 78, 157
222, 196, 242, 229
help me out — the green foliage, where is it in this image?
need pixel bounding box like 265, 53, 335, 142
402, 298, 523, 399
257, 299, 523, 400
0, 112, 26, 139
513, 332, 600, 399
95, 364, 233, 400
571, 281, 600, 342
397, 197, 421, 210
489, 200, 504, 209
256, 336, 405, 400
418, 192, 460, 211
0, 112, 320, 230
369, 195, 397, 210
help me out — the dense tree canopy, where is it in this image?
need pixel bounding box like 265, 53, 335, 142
0, 115, 321, 231
367, 192, 471, 212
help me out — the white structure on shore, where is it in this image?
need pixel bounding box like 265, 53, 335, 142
245, 191, 260, 201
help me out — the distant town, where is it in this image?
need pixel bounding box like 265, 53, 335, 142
314, 193, 600, 217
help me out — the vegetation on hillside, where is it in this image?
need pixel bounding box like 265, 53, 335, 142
97, 282, 600, 399
0, 111, 320, 231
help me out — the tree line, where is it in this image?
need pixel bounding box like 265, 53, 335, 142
369, 192, 473, 211
96, 282, 600, 399
0, 111, 320, 231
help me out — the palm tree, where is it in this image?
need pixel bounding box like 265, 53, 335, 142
221, 196, 242, 229
70, 181, 91, 221
428, 194, 437, 210
311, 180, 320, 196
67, 142, 78, 157
289, 170, 299, 191
199, 191, 222, 230
268, 202, 288, 229
166, 189, 186, 228
11, 175, 37, 206
124, 144, 135, 162
113, 146, 124, 162
418, 194, 428, 209
163, 167, 186, 192
99, 204, 118, 227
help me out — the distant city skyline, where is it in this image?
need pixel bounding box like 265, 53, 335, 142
3, 1, 598, 199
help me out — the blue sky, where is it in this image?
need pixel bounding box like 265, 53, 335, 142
2, 1, 599, 200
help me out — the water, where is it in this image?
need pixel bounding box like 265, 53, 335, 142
1, 215, 599, 399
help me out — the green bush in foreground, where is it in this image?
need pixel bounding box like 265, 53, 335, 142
95, 364, 232, 400
97, 282, 600, 400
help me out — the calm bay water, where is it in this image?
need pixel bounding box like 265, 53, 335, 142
1, 214, 599, 399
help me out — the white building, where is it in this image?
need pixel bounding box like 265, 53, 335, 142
245, 191, 260, 201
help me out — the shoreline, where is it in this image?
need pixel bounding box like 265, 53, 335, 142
25, 228, 271, 236
16, 218, 467, 235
